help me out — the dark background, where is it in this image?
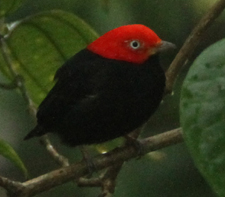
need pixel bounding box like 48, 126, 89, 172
1, 0, 225, 196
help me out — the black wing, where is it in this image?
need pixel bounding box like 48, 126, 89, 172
24, 49, 105, 140
36, 49, 103, 129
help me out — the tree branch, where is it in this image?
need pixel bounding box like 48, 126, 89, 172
0, 36, 37, 116
0, 176, 24, 195
165, 0, 225, 93
78, 161, 124, 196
100, 162, 123, 197
7, 128, 183, 197
0, 28, 69, 169
39, 135, 70, 167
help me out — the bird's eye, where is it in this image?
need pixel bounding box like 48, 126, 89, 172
129, 40, 141, 50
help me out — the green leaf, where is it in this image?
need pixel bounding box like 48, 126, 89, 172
95, 137, 124, 153
0, 138, 28, 177
0, 0, 27, 18
3, 10, 98, 105
180, 39, 225, 196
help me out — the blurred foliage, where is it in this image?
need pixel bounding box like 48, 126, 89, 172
0, 0, 27, 18
0, 138, 27, 177
181, 39, 225, 197
5, 10, 98, 105
0, 0, 225, 196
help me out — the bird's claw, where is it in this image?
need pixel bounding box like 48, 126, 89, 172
125, 136, 144, 157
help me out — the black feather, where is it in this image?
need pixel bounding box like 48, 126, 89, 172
24, 49, 165, 146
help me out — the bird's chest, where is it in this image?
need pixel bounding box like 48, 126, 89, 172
90, 57, 165, 113
106, 67, 161, 99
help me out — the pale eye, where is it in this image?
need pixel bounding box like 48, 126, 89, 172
129, 40, 141, 50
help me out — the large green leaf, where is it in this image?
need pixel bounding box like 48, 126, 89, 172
180, 39, 225, 196
0, 0, 27, 18
0, 138, 27, 177
3, 10, 98, 105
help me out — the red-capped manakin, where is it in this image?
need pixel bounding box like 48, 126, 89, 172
24, 24, 175, 146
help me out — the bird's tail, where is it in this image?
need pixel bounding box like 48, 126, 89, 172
24, 125, 46, 140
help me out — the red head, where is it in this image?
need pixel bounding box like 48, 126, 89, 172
87, 24, 175, 64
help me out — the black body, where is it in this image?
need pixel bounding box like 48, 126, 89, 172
24, 49, 165, 146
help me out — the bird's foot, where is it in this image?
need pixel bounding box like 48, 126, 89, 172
79, 146, 97, 177
124, 135, 144, 157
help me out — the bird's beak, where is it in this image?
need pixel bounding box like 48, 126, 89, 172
149, 41, 176, 55
156, 40, 176, 52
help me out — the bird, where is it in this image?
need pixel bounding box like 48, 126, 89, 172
24, 24, 175, 147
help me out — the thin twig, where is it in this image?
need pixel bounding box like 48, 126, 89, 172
100, 162, 123, 197
78, 177, 102, 187
77, 161, 123, 196
39, 135, 69, 167
0, 37, 37, 116
15, 75, 37, 117
1, 31, 69, 168
0, 36, 18, 78
165, 0, 225, 93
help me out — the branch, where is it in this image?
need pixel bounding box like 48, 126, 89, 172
0, 176, 23, 195
39, 135, 69, 167
100, 162, 123, 197
78, 160, 123, 196
77, 128, 142, 195
1, 30, 69, 168
165, 0, 225, 93
7, 128, 183, 197
0, 36, 37, 116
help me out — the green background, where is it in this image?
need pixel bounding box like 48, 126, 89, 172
1, 0, 225, 196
